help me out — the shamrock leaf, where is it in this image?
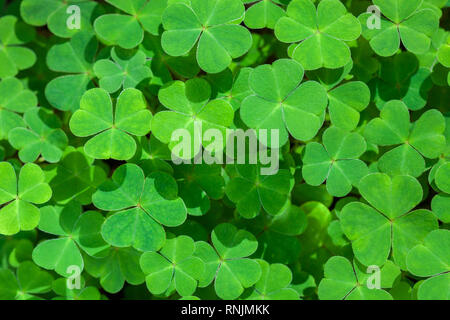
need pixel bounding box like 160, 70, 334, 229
431, 193, 450, 223
94, 0, 167, 49
152, 78, 234, 158
243, 260, 299, 300
194, 223, 261, 300
0, 162, 52, 235
8, 108, 68, 163
32, 202, 109, 276
69, 87, 152, 160
244, 0, 286, 30
226, 164, 292, 218
93, 163, 187, 252
340, 173, 438, 268
161, 0, 252, 73
0, 261, 53, 300
140, 235, 205, 297
0, 15, 36, 78
84, 247, 145, 294
364, 100, 446, 177
94, 47, 152, 93
240, 59, 328, 146
45, 31, 98, 111
406, 229, 449, 300
275, 0, 361, 70
318, 256, 393, 300
359, 0, 439, 56
302, 126, 369, 197
0, 77, 37, 139
437, 34, 450, 68
20, 0, 104, 38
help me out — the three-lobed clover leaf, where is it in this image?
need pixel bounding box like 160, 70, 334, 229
8, 108, 68, 163
0, 77, 37, 140
32, 202, 109, 277
275, 0, 361, 70
161, 0, 252, 73
340, 173, 438, 268
94, 47, 152, 93
359, 0, 439, 57
140, 235, 205, 297
406, 229, 449, 300
243, 0, 286, 30
0, 162, 52, 235
0, 15, 36, 78
302, 126, 369, 197
240, 59, 328, 146
364, 100, 446, 177
69, 87, 152, 160
194, 223, 261, 300
93, 163, 187, 252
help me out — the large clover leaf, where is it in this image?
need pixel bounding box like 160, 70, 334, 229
8, 108, 68, 163
243, 0, 286, 30
0, 162, 52, 235
302, 126, 369, 197
152, 78, 234, 158
140, 235, 205, 297
32, 202, 109, 277
275, 0, 361, 70
406, 229, 449, 300
194, 223, 261, 300
69, 87, 152, 160
359, 0, 439, 56
364, 100, 446, 177
0, 77, 37, 139
93, 163, 187, 252
161, 0, 252, 73
240, 59, 328, 146
340, 173, 438, 268
0, 15, 36, 78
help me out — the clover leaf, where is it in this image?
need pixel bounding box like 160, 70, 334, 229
94, 47, 152, 93
8, 108, 68, 163
194, 223, 261, 300
244, 0, 286, 30
0, 162, 52, 235
0, 15, 36, 78
93, 163, 187, 252
32, 202, 109, 277
140, 235, 205, 297
406, 229, 449, 300
0, 77, 37, 139
275, 0, 361, 70
340, 173, 438, 268
69, 87, 152, 160
359, 0, 439, 56
302, 126, 369, 197
241, 59, 328, 145
161, 0, 252, 73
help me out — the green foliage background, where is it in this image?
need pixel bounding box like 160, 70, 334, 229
0, 0, 449, 300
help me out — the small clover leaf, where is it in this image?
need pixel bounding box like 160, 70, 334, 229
0, 15, 36, 78
302, 126, 369, 197
406, 229, 450, 300
244, 0, 286, 30
161, 0, 252, 73
32, 202, 109, 277
359, 0, 439, 56
69, 87, 152, 160
140, 235, 205, 297
94, 47, 152, 93
340, 173, 438, 268
364, 100, 446, 177
93, 163, 187, 252
194, 223, 261, 300
0, 77, 37, 139
8, 108, 68, 163
0, 162, 52, 235
275, 0, 361, 70
240, 59, 328, 146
